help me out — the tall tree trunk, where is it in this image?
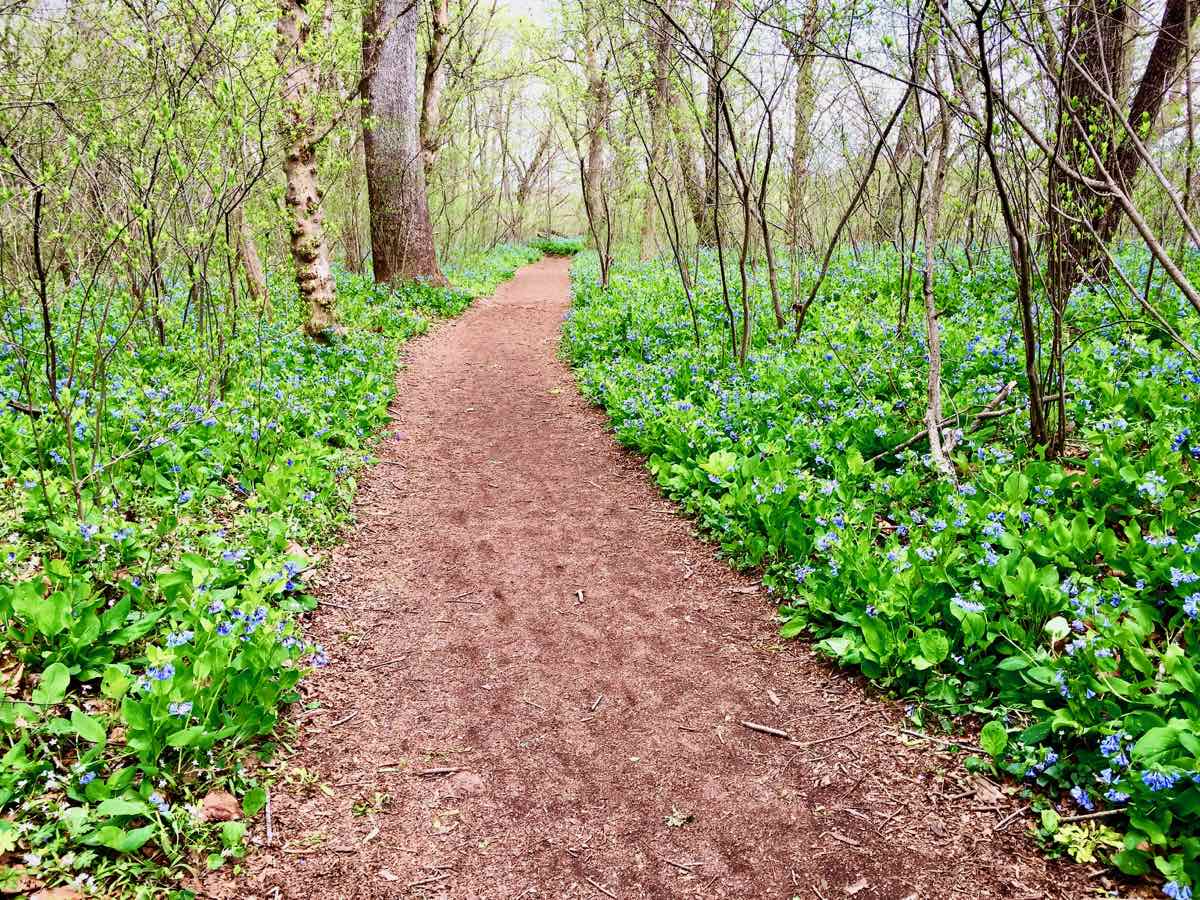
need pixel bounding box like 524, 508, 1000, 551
922, 48, 954, 479
699, 0, 732, 247
670, 94, 708, 237
873, 33, 931, 245
276, 0, 338, 338
1048, 0, 1197, 302
784, 3, 821, 252
362, 0, 447, 285
1046, 0, 1130, 304
640, 2, 672, 260
583, 24, 610, 249
235, 204, 271, 317
420, 0, 450, 180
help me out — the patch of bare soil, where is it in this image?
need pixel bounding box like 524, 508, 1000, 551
229, 258, 1095, 899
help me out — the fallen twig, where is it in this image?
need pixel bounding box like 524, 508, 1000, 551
740, 720, 790, 739
994, 803, 1030, 832
323, 711, 358, 730
416, 767, 463, 778
660, 857, 699, 873
406, 873, 449, 889
1059, 808, 1123, 824
590, 694, 604, 712
798, 721, 871, 748
585, 876, 617, 899
894, 727, 986, 755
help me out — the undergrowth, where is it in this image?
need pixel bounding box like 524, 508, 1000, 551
529, 235, 585, 257
0, 243, 540, 896
564, 248, 1200, 896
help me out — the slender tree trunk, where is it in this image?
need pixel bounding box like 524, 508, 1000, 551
583, 25, 610, 250
276, 0, 338, 338
236, 204, 271, 317
640, 3, 672, 260
784, 3, 821, 252
670, 95, 708, 237
699, 0, 732, 247
362, 0, 447, 285
420, 0, 450, 180
922, 48, 954, 480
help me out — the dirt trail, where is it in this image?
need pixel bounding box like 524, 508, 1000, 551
235, 258, 1087, 899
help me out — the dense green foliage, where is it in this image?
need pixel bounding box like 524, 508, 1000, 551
564, 250, 1200, 889
529, 235, 586, 257
0, 243, 539, 894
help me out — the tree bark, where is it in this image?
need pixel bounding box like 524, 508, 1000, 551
783, 3, 821, 252
1048, 0, 1197, 301
640, 3, 673, 259
699, 0, 732, 247
583, 23, 610, 249
276, 0, 338, 338
419, 0, 450, 180
362, 0, 447, 285
236, 204, 271, 317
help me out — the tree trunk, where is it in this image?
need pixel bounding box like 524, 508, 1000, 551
583, 25, 610, 249
640, 3, 672, 260
420, 0, 450, 180
236, 204, 271, 317
922, 48, 954, 480
276, 0, 338, 338
362, 0, 447, 285
784, 4, 821, 252
509, 129, 552, 241
670, 94, 708, 237
699, 0, 732, 247
1048, 0, 1196, 301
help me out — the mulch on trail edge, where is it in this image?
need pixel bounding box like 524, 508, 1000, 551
219, 258, 1110, 899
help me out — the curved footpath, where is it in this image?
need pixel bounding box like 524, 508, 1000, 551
223, 258, 1094, 899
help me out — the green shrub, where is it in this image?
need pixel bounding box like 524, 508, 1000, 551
529, 235, 585, 256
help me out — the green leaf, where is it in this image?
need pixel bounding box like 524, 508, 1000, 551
1070, 513, 1092, 552
82, 824, 157, 853
31, 663, 70, 706
95, 798, 149, 818
979, 721, 1008, 757
779, 616, 805, 639
100, 665, 131, 700
220, 821, 246, 848
1132, 726, 1179, 761
11, 580, 70, 637
242, 787, 267, 817
918, 628, 949, 665
166, 725, 205, 748
860, 617, 888, 656
70, 709, 106, 744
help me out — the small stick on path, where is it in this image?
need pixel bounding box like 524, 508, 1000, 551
585, 876, 617, 899
590, 694, 604, 712
740, 720, 790, 739
994, 803, 1030, 832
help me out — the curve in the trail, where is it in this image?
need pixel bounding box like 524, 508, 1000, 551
228, 258, 1086, 899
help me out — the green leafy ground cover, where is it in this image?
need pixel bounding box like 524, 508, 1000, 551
0, 243, 539, 896
529, 235, 585, 257
563, 249, 1200, 895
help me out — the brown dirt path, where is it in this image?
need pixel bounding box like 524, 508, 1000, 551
234, 258, 1091, 899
